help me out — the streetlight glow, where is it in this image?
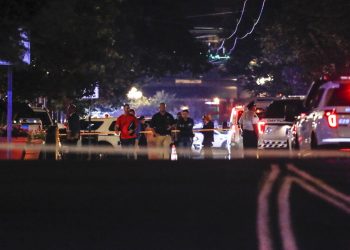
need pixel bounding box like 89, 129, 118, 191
127, 87, 143, 99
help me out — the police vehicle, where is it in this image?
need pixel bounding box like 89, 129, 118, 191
296, 76, 350, 149
192, 129, 230, 155
79, 117, 121, 148
259, 97, 305, 149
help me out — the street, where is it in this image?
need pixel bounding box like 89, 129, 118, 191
3, 1, 350, 249
0, 159, 349, 250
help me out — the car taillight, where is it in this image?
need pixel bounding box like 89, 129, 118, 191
258, 121, 266, 134
324, 110, 338, 128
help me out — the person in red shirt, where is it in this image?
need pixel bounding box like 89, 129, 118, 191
116, 104, 138, 158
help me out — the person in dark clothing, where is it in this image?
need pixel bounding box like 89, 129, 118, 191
66, 104, 80, 159
172, 111, 182, 146
150, 103, 175, 159
176, 109, 194, 159
222, 121, 228, 130
201, 114, 214, 159
136, 116, 148, 159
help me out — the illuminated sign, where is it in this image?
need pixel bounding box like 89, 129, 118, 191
175, 79, 202, 84
0, 31, 30, 65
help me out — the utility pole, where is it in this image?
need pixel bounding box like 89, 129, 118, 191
6, 66, 13, 159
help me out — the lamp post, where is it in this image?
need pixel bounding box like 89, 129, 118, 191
0, 63, 13, 159
7, 66, 13, 159
1, 30, 30, 159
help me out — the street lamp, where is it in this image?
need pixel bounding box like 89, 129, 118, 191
181, 105, 189, 111
213, 97, 220, 105
0, 31, 30, 159
127, 87, 143, 100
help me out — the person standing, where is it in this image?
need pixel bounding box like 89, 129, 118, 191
176, 109, 194, 159
129, 109, 136, 117
239, 101, 259, 150
66, 104, 80, 159
136, 116, 148, 159
150, 103, 175, 160
201, 114, 214, 159
172, 111, 182, 147
115, 104, 138, 159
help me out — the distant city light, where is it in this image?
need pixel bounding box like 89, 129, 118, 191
209, 54, 230, 60
181, 106, 189, 111
127, 87, 143, 99
249, 59, 258, 66
206, 97, 220, 105
256, 75, 273, 85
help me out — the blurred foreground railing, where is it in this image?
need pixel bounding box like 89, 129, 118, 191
1, 142, 350, 160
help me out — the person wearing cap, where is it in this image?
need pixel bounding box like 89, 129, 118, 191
238, 101, 259, 149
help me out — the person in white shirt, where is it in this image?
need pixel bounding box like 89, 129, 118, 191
239, 101, 259, 149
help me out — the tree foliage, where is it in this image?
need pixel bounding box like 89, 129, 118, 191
0, 0, 209, 103
259, 0, 350, 78
226, 0, 350, 96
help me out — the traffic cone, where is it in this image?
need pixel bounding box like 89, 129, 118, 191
171, 144, 178, 161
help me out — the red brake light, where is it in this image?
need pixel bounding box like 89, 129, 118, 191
322, 74, 330, 81
258, 121, 266, 134
324, 110, 338, 128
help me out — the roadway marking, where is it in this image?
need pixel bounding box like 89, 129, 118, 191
278, 177, 298, 250
257, 164, 280, 250
257, 164, 350, 250
287, 164, 350, 204
291, 177, 350, 214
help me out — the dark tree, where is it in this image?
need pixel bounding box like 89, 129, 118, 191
225, 0, 350, 96
0, 0, 209, 104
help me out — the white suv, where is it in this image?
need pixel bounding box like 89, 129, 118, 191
296, 77, 350, 149
79, 117, 121, 148
259, 98, 305, 149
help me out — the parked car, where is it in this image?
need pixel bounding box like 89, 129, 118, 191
192, 129, 229, 154
30, 107, 54, 128
254, 97, 278, 118
296, 76, 350, 149
60, 117, 121, 159
79, 117, 120, 148
259, 97, 305, 149
18, 118, 43, 133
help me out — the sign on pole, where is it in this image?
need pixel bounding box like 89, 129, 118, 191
0, 31, 30, 159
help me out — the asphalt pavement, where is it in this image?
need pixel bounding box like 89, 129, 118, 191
0, 159, 349, 250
